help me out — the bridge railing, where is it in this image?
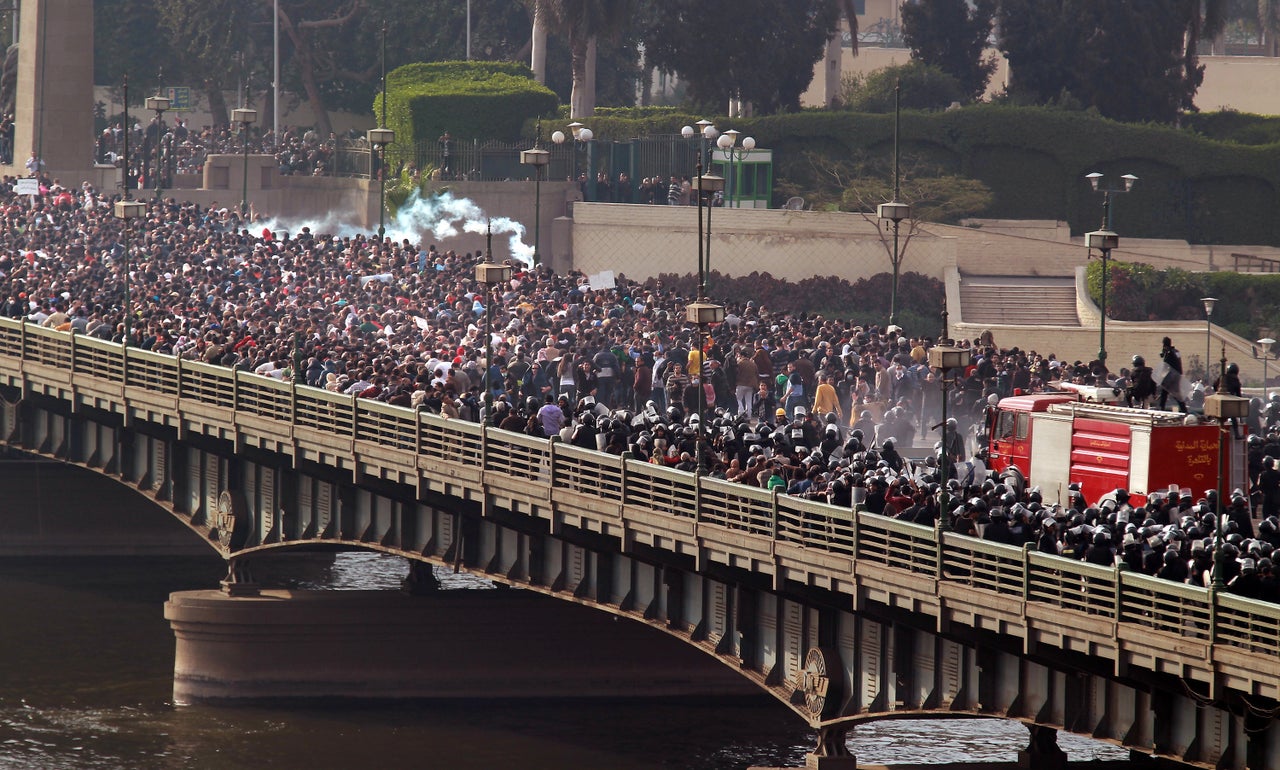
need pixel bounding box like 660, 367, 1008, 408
7, 319, 1280, 680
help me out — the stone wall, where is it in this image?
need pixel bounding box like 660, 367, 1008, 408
569, 202, 957, 283
950, 266, 1278, 387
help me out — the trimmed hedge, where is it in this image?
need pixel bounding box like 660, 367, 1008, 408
1087, 259, 1280, 343
556, 105, 1280, 246
377, 61, 558, 148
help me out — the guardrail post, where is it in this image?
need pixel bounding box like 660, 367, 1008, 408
769, 487, 779, 542
619, 451, 631, 506
414, 405, 424, 457
1114, 563, 1127, 636
548, 435, 559, 492
935, 518, 945, 582
1022, 543, 1032, 603
68, 326, 76, 372
693, 469, 702, 523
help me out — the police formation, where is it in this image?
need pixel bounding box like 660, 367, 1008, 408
2, 173, 1278, 602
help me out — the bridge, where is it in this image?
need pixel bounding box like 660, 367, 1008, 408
1, 318, 1279, 770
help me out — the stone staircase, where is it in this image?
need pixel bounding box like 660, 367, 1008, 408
958, 275, 1080, 327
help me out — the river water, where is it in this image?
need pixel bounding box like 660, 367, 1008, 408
0, 552, 1128, 769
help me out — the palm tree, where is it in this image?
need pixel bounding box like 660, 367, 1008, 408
836, 0, 859, 54
540, 0, 634, 117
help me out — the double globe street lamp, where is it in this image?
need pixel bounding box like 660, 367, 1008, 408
551, 123, 592, 192
717, 129, 756, 208
1084, 171, 1138, 365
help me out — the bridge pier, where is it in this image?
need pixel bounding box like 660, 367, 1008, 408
164, 585, 759, 705
1018, 725, 1068, 770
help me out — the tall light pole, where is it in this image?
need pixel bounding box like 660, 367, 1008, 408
1202, 297, 1217, 384
113, 197, 146, 347
475, 222, 511, 415
121, 75, 132, 194
232, 86, 257, 216
719, 129, 739, 206
879, 80, 910, 328
1259, 337, 1277, 390
366, 23, 394, 240
689, 161, 725, 469
113, 74, 145, 348
520, 121, 550, 265
144, 92, 170, 202
552, 123, 592, 193
1206, 391, 1250, 587
1084, 171, 1138, 366
720, 131, 756, 208
929, 344, 966, 517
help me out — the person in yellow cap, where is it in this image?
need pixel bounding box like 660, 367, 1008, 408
775, 407, 787, 428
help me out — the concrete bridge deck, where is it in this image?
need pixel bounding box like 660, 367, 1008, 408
0, 318, 1278, 769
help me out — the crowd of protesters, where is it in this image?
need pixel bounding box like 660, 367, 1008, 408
2, 171, 1279, 600
95, 118, 365, 186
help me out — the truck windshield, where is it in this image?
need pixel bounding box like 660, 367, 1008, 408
998, 412, 1016, 440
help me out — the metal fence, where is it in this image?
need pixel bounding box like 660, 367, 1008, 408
373, 134, 707, 202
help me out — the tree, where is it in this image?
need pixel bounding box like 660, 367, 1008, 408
641, 0, 841, 114
155, 1, 257, 126
996, 0, 1215, 123
540, 0, 634, 117
839, 62, 966, 112
901, 0, 997, 101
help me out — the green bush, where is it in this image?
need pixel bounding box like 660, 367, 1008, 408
378, 61, 559, 147
1087, 259, 1280, 342
575, 105, 1280, 245
838, 62, 966, 112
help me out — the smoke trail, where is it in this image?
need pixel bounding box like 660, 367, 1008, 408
258, 189, 535, 267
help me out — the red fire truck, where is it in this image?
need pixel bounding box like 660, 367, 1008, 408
986, 389, 1246, 508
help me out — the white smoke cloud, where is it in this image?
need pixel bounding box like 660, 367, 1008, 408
258, 189, 535, 267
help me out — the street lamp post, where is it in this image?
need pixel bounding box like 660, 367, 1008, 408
121, 75, 132, 194
551, 124, 592, 196
929, 344, 967, 517
722, 132, 756, 208
520, 122, 550, 266
232, 93, 257, 216
1085, 171, 1138, 365
880, 80, 910, 328
1259, 337, 1277, 390
367, 128, 394, 239
144, 93, 170, 202
1202, 297, 1218, 385
113, 199, 145, 347
475, 222, 511, 417
1205, 391, 1250, 588
689, 161, 726, 470
719, 129, 739, 206
366, 21, 394, 241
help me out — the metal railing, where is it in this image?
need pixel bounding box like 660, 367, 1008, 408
3, 318, 1280, 678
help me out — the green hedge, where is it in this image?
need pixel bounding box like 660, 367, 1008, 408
377, 61, 559, 148
1087, 259, 1280, 342
560, 105, 1280, 246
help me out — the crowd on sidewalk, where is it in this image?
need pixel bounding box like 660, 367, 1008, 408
2, 173, 1278, 599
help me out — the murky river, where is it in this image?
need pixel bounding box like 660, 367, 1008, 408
0, 552, 1127, 769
